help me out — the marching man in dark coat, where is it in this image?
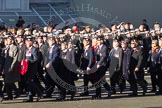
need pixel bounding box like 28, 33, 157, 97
3, 35, 20, 100
94, 36, 112, 99
148, 40, 159, 92
36, 35, 47, 90
121, 39, 132, 93
44, 36, 61, 100
108, 39, 123, 94
0, 36, 5, 102
80, 36, 95, 96
59, 41, 77, 100
64, 41, 77, 100
16, 35, 27, 94
24, 36, 42, 102
156, 38, 162, 95
129, 38, 148, 96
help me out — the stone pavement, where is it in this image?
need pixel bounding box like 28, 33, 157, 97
0, 94, 162, 108
0, 75, 162, 108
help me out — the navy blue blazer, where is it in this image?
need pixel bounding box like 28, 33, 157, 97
81, 46, 94, 70
96, 44, 108, 67
25, 46, 38, 80
45, 44, 60, 65
25, 46, 38, 63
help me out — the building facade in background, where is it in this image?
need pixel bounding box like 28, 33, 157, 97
0, 0, 161, 27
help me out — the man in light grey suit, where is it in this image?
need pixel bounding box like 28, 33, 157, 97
3, 35, 20, 100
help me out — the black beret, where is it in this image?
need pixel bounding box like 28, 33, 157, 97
83, 36, 91, 41
26, 36, 34, 41
16, 35, 24, 38
97, 35, 104, 40
121, 38, 129, 43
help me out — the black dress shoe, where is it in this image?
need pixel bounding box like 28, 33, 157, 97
14, 93, 20, 98
112, 90, 116, 94
36, 95, 43, 102
15, 90, 20, 98
128, 93, 138, 97
44, 95, 52, 98
155, 91, 162, 95
56, 96, 65, 101
143, 88, 147, 96
66, 91, 71, 95
80, 92, 89, 96
3, 97, 14, 101
150, 89, 156, 93
107, 91, 112, 98
36, 98, 40, 102
92, 95, 101, 99
144, 82, 148, 94
70, 93, 75, 100
24, 95, 33, 102
23, 99, 33, 102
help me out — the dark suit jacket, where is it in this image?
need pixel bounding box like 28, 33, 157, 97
122, 47, 132, 79
25, 46, 38, 80
96, 44, 108, 67
81, 46, 94, 70
129, 47, 144, 71
0, 44, 5, 71
26, 46, 38, 63
4, 44, 20, 83
38, 43, 48, 66
158, 48, 162, 68
66, 48, 75, 64
148, 48, 160, 68
18, 43, 26, 62
108, 47, 123, 74
60, 48, 78, 81
45, 44, 60, 66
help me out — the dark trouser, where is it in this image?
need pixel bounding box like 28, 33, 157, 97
110, 71, 124, 91
83, 74, 90, 93
5, 83, 19, 99
96, 80, 111, 96
95, 66, 111, 96
157, 67, 162, 93
26, 78, 42, 99
18, 75, 27, 94
67, 74, 76, 96
150, 67, 158, 91
37, 66, 46, 86
0, 81, 3, 98
129, 70, 147, 94
45, 73, 56, 96
58, 72, 77, 98
35, 73, 45, 93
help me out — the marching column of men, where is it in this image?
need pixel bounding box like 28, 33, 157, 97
0, 32, 162, 102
